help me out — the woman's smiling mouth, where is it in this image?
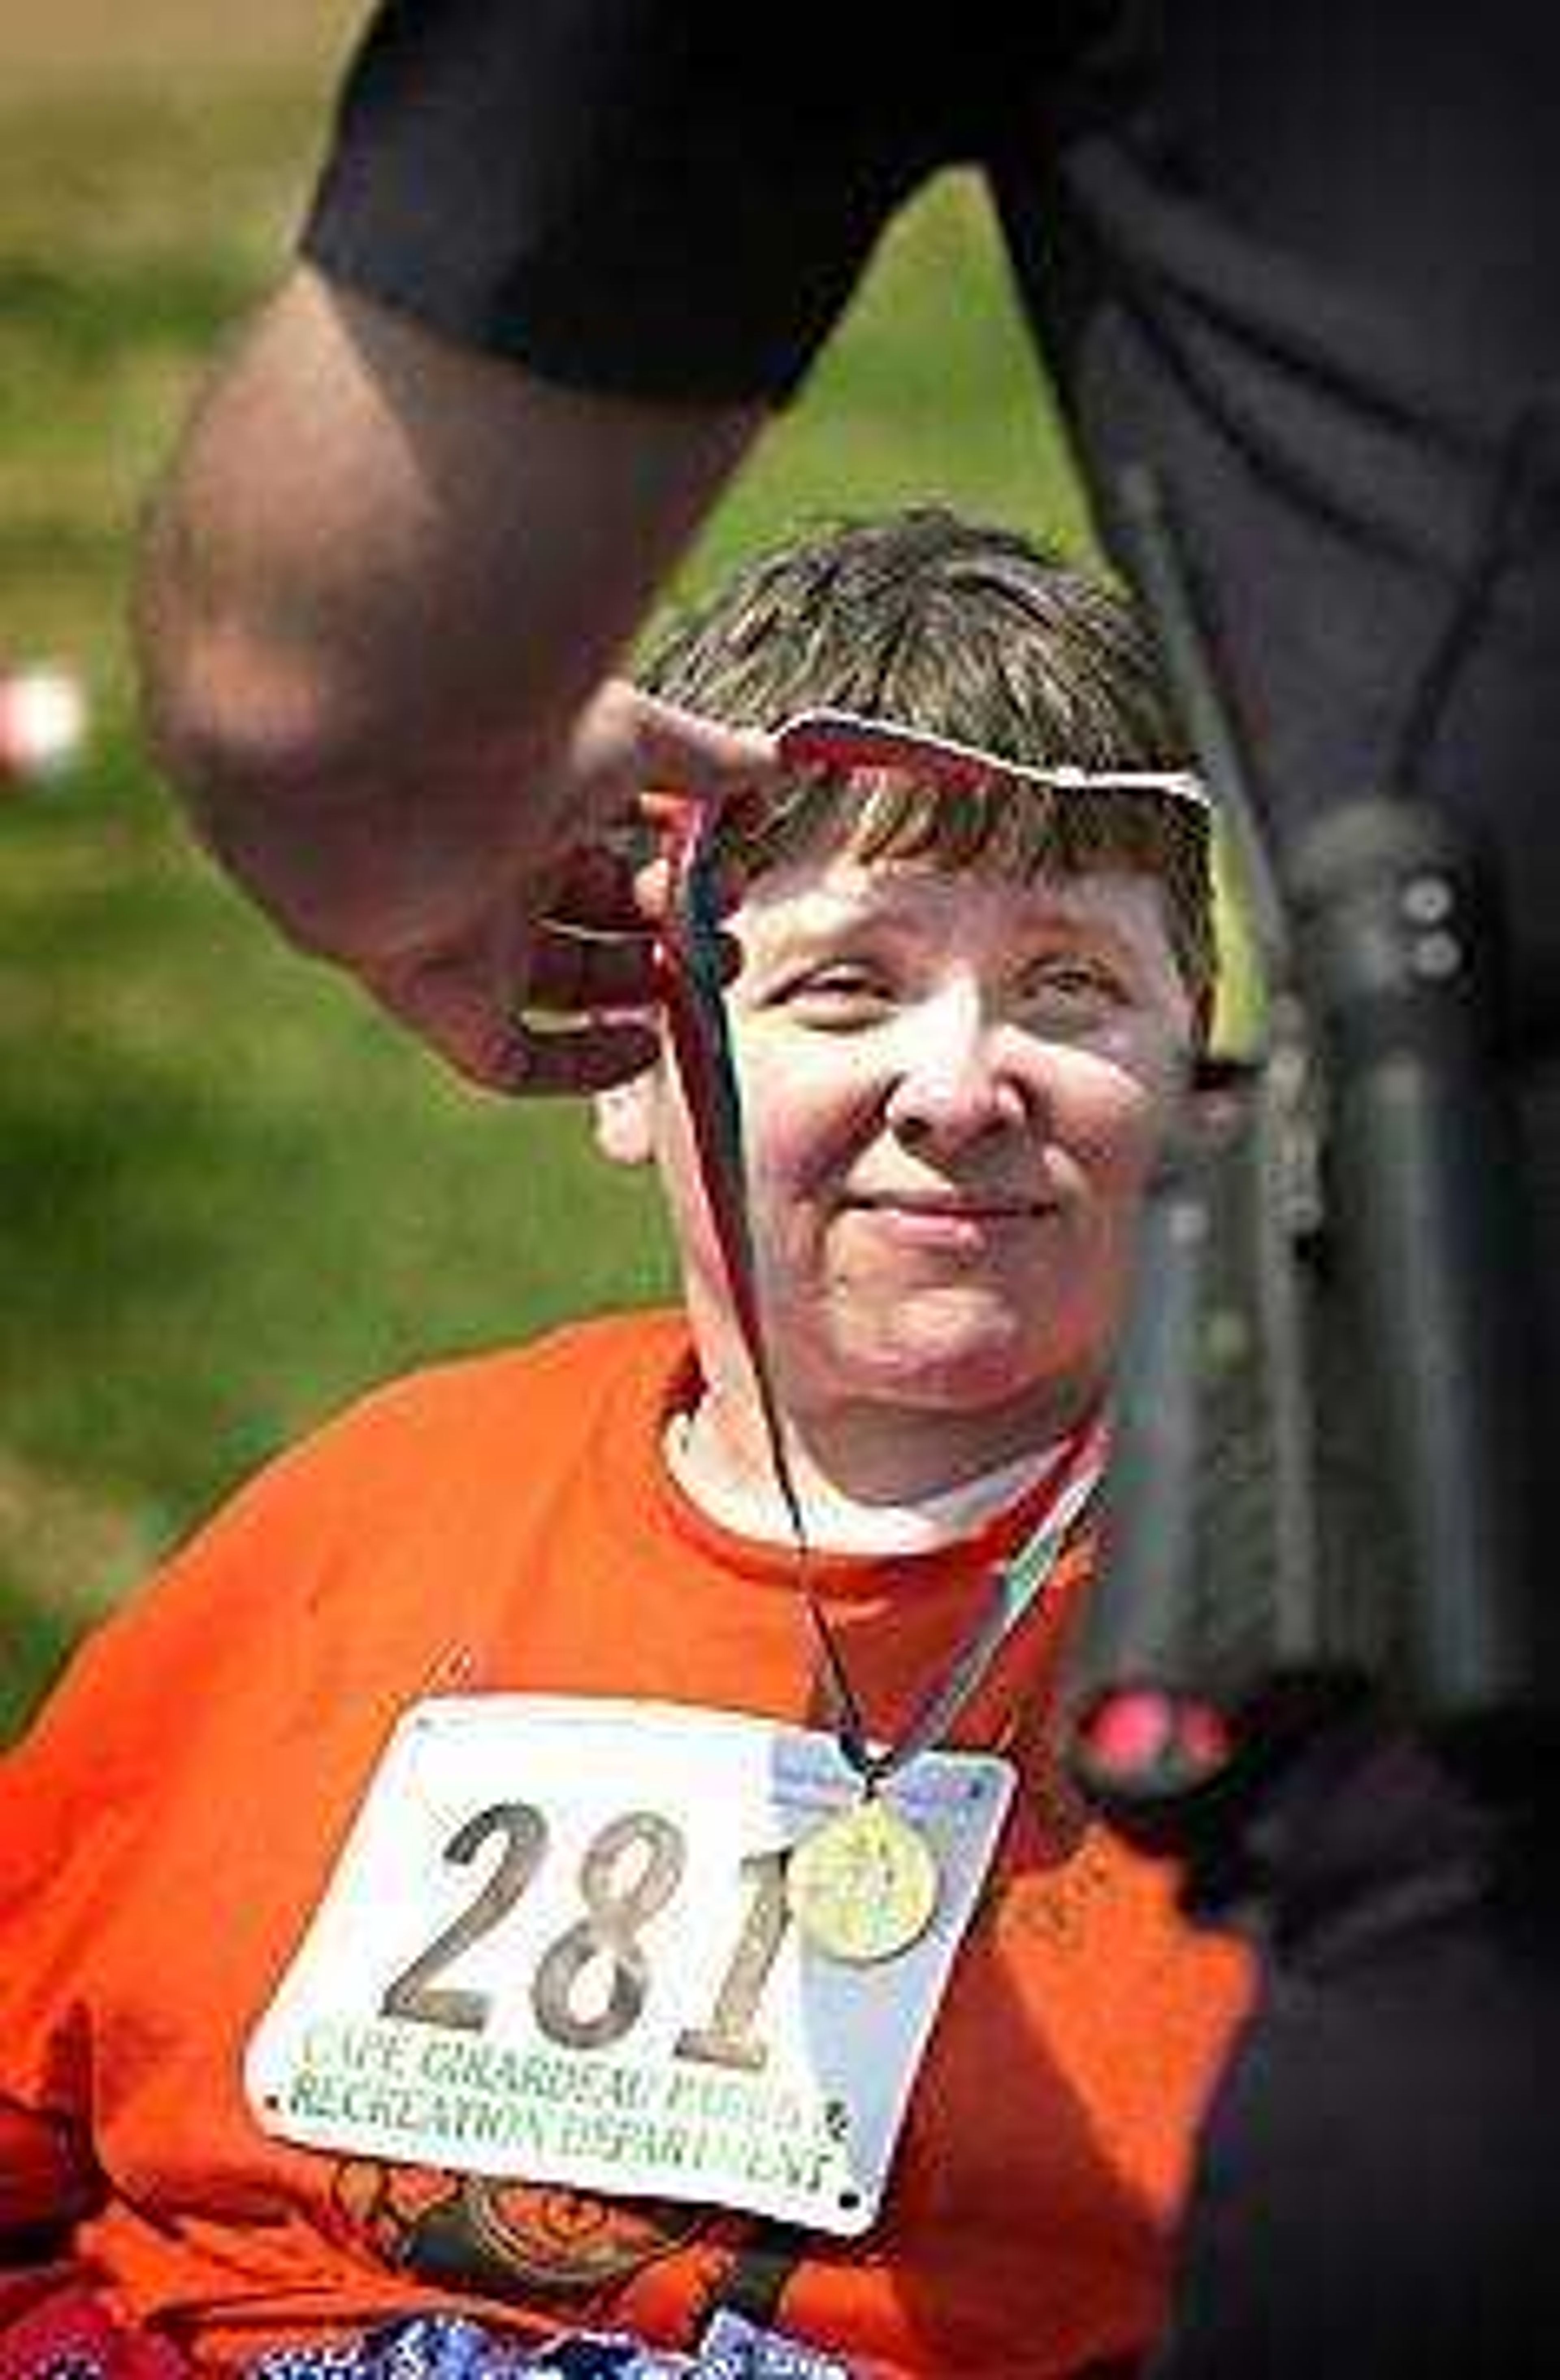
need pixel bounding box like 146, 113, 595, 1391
844, 1191, 1049, 1250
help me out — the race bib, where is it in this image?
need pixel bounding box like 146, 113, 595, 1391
246, 1696, 1013, 2235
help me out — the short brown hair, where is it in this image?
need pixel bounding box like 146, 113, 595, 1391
641, 508, 1215, 1008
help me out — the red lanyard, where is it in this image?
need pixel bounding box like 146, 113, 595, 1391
656, 796, 810, 1557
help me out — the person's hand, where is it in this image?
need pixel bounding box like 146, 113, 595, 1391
136, 271, 774, 1093
352, 682, 775, 1095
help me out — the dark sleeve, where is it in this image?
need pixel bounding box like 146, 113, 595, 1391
301, 0, 979, 403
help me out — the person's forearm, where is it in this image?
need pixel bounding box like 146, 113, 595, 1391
135, 267, 764, 967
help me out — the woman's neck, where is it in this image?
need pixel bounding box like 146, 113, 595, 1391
667, 1377, 1096, 1553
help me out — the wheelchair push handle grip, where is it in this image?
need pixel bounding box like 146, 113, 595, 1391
1291, 797, 1553, 1741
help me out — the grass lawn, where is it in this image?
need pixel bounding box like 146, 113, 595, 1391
1, 54, 1112, 1738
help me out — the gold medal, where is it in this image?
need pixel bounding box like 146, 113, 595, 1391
786, 1794, 941, 1965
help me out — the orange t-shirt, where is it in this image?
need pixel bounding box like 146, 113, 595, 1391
0, 1314, 1248, 2378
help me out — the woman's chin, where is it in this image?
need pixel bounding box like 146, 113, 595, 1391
827, 1322, 1070, 1415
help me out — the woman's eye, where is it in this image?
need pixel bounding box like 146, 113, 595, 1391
1023, 959, 1126, 1013
776, 968, 895, 1025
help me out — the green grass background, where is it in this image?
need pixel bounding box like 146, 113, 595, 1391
0, 44, 1244, 1741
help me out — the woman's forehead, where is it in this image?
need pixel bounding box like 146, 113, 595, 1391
737, 851, 1175, 947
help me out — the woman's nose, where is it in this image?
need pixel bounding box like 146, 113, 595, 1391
884, 1003, 1032, 1152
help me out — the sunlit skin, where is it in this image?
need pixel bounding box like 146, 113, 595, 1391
595, 843, 1198, 1532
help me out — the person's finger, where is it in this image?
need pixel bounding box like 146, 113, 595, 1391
368, 969, 662, 1096
503, 1018, 662, 1098
362, 932, 667, 1096
362, 953, 532, 1092
628, 841, 749, 934
543, 835, 745, 949
523, 922, 662, 1014
583, 681, 779, 810
521, 917, 743, 1014
544, 841, 654, 933
637, 788, 762, 867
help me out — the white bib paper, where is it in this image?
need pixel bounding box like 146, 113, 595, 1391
246, 1695, 1012, 2235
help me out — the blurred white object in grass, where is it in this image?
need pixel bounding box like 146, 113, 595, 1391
0, 663, 89, 786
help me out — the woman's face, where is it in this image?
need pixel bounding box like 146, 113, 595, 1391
600, 847, 1195, 1464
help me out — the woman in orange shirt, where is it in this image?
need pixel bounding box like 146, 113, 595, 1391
0, 509, 1245, 2380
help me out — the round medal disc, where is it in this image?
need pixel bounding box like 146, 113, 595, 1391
786, 1795, 941, 1965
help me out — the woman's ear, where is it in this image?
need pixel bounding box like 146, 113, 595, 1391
592, 1070, 659, 1167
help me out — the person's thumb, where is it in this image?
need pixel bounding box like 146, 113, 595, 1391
572, 681, 778, 830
